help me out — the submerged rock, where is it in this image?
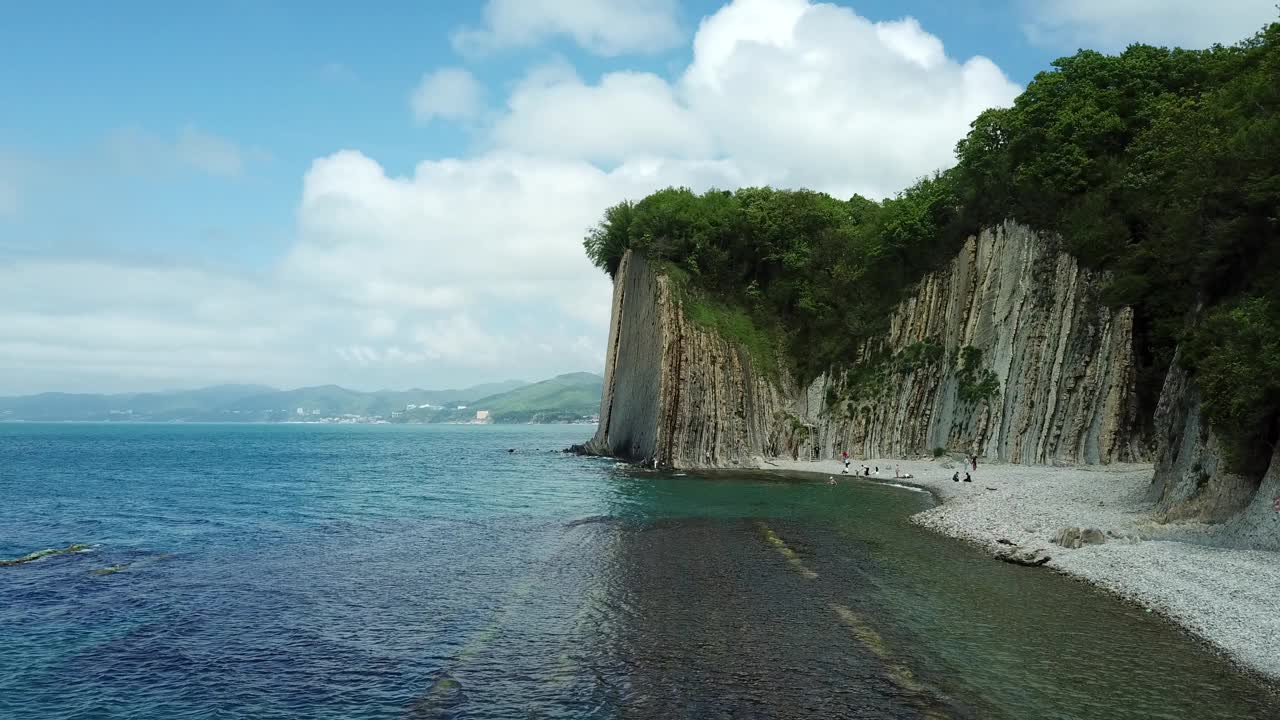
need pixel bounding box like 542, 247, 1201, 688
564, 515, 620, 529
406, 671, 467, 718
0, 543, 90, 567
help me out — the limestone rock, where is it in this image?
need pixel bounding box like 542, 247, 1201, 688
1080, 528, 1106, 545
815, 222, 1143, 465
583, 252, 809, 467
582, 221, 1145, 469
1053, 527, 1081, 548
1146, 346, 1259, 524
996, 546, 1052, 566
1052, 527, 1107, 549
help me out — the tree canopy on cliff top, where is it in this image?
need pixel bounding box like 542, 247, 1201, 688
585, 21, 1280, 471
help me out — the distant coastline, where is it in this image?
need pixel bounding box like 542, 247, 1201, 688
0, 418, 601, 426
0, 372, 603, 426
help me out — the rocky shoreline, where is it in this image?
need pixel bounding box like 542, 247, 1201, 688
759, 455, 1280, 684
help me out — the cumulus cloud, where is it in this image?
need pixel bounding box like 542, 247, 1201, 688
490, 0, 1020, 198
6, 0, 1026, 393
288, 148, 749, 328
452, 0, 683, 56
679, 0, 1019, 197
1022, 0, 1276, 50
491, 62, 713, 165
410, 67, 485, 123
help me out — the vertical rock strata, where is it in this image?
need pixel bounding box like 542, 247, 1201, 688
585, 252, 807, 466
586, 222, 1143, 469
1146, 348, 1278, 543
820, 221, 1142, 465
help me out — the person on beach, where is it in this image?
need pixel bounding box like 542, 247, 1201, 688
843, 458, 850, 474
963, 472, 972, 483
863, 466, 870, 477
971, 455, 978, 471
952, 472, 960, 483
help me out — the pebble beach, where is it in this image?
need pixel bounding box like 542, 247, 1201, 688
761, 455, 1280, 684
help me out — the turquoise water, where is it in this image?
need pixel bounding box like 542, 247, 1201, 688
1, 423, 1274, 718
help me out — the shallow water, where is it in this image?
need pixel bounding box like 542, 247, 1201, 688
0, 423, 1274, 718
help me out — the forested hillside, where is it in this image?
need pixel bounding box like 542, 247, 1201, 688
584, 21, 1280, 473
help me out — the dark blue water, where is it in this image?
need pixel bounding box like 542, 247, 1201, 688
2, 424, 1275, 719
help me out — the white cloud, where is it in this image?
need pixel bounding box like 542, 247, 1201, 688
489, 0, 1020, 198
105, 124, 246, 177
680, 0, 1019, 197
410, 67, 485, 123
288, 147, 746, 329
1022, 0, 1276, 50
452, 0, 683, 56
491, 63, 713, 165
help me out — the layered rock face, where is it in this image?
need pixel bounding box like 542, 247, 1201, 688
1146, 349, 1280, 548
584, 252, 808, 467
584, 222, 1144, 469
816, 221, 1142, 465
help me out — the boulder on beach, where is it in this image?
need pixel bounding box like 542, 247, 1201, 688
1052, 527, 1107, 549
995, 545, 1052, 567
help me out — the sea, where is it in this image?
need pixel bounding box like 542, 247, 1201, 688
1, 423, 1275, 719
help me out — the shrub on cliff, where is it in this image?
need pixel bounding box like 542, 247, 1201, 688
1183, 297, 1280, 474
584, 180, 965, 381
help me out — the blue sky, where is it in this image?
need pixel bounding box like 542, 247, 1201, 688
1, 0, 1275, 394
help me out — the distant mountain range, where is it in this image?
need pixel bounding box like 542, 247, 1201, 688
397, 372, 604, 424
0, 374, 602, 424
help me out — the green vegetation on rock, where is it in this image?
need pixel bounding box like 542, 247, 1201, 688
586, 20, 1280, 471
956, 348, 1001, 404
585, 180, 964, 383
897, 339, 945, 375
662, 263, 782, 379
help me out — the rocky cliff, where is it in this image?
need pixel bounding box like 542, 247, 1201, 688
584, 221, 1145, 469
583, 251, 808, 467
816, 221, 1142, 465
1146, 348, 1280, 548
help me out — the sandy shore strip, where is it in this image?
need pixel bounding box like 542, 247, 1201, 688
758, 455, 1280, 683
